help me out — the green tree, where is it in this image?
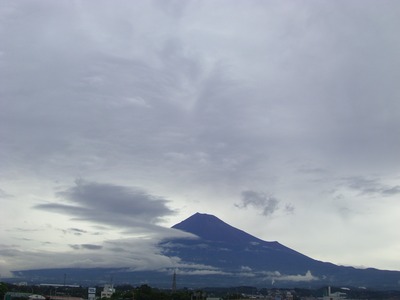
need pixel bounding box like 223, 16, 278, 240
0, 282, 8, 299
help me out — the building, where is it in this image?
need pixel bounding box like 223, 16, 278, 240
100, 284, 115, 299
322, 287, 347, 300
4, 293, 46, 300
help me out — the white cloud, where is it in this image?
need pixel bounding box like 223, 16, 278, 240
266, 270, 318, 283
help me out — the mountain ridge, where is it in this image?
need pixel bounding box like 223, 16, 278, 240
163, 212, 400, 288
172, 212, 267, 243
171, 212, 315, 259
9, 212, 400, 289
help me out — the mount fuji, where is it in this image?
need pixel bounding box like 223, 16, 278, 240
11, 213, 400, 289
160, 213, 400, 288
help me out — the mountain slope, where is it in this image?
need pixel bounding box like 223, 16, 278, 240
172, 212, 264, 244
169, 213, 318, 271
11, 213, 400, 289
161, 212, 400, 288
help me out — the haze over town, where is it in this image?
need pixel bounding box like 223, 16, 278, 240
1, 0, 400, 279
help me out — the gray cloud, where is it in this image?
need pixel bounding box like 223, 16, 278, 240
342, 176, 400, 197
63, 228, 88, 236
337, 206, 355, 221
12, 228, 40, 233
1, 0, 399, 192
69, 244, 80, 250
236, 191, 280, 217
284, 204, 295, 215
297, 166, 328, 175
381, 186, 400, 195
0, 247, 19, 257
0, 188, 13, 198
0, 231, 195, 276
69, 244, 103, 250
35, 180, 176, 230
1, 0, 400, 273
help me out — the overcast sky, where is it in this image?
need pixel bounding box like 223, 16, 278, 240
1, 0, 400, 279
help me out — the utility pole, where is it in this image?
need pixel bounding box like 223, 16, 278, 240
172, 270, 177, 292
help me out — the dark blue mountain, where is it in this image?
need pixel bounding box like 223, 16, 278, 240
160, 213, 400, 289
173, 212, 262, 243
10, 213, 400, 289
167, 212, 318, 273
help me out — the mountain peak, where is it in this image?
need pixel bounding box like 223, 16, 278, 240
172, 212, 263, 244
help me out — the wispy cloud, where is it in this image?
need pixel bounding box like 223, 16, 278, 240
342, 176, 400, 197
264, 270, 318, 283
0, 188, 13, 198
69, 244, 103, 250
34, 179, 176, 231
63, 228, 88, 236
235, 190, 292, 217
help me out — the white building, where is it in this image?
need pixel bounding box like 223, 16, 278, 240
322, 287, 347, 300
101, 284, 115, 299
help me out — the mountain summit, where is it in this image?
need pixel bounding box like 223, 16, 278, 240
172, 212, 264, 244
167, 212, 316, 273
